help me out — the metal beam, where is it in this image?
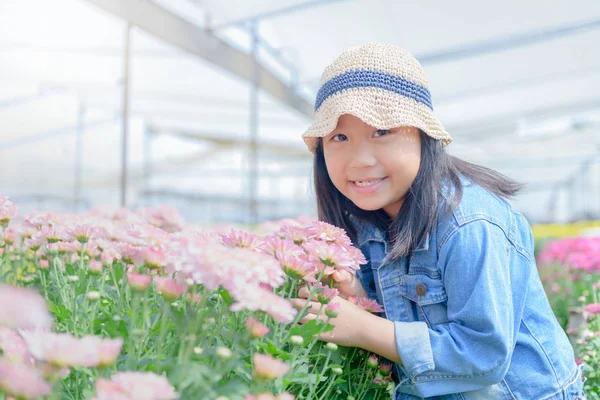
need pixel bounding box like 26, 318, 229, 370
120, 23, 132, 208
148, 126, 311, 159
0, 119, 114, 149
212, 0, 346, 30
447, 97, 600, 142
419, 17, 600, 65
84, 0, 313, 118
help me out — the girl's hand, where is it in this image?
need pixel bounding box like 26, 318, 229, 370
328, 269, 369, 299
291, 286, 372, 348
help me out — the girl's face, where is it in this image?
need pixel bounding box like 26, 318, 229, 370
322, 114, 421, 219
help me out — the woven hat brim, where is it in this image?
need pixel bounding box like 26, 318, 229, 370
302, 87, 452, 153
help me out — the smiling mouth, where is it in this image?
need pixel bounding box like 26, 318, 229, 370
350, 178, 385, 187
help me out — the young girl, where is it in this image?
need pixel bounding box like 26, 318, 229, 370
293, 43, 586, 399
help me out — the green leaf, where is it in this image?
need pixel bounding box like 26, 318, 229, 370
289, 319, 333, 340
217, 288, 234, 307
216, 380, 249, 397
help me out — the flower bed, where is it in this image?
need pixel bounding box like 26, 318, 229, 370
0, 194, 394, 400
537, 236, 600, 397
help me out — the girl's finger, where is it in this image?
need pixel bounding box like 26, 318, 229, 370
290, 298, 307, 309
300, 313, 318, 325
332, 270, 354, 284
298, 286, 321, 302
291, 299, 322, 315
297, 285, 310, 299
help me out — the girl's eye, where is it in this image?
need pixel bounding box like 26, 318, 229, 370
373, 129, 390, 137
331, 134, 348, 142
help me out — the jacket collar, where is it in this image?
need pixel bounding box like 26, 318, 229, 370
353, 215, 430, 252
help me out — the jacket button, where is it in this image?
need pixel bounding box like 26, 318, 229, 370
416, 283, 427, 296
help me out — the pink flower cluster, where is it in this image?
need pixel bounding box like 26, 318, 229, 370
19, 331, 123, 368
253, 353, 290, 380
93, 372, 179, 400
0, 285, 53, 330
6, 204, 185, 275
538, 237, 600, 272
0, 285, 125, 399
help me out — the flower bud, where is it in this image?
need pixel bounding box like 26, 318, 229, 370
325, 302, 340, 318
367, 354, 378, 368
86, 291, 101, 301
326, 343, 338, 351
216, 346, 232, 360
290, 335, 304, 346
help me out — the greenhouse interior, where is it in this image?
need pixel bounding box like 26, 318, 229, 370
0, 0, 599, 399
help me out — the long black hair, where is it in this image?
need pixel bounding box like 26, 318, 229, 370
313, 131, 522, 260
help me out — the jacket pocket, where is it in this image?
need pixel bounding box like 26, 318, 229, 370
399, 274, 449, 326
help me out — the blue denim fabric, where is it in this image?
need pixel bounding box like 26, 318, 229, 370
354, 180, 585, 399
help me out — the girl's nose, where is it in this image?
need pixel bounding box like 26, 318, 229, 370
348, 145, 377, 169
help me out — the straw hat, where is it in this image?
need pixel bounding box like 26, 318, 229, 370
302, 42, 452, 153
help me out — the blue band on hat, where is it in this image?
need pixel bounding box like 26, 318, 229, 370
315, 69, 433, 112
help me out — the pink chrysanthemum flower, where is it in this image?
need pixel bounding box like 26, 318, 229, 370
584, 303, 600, 317
260, 237, 303, 258
91, 337, 123, 367
246, 316, 270, 339
0, 285, 52, 330
355, 297, 385, 313
325, 302, 341, 318
66, 223, 97, 244
278, 225, 310, 245
23, 211, 58, 229
316, 282, 339, 304
235, 247, 286, 288
88, 259, 104, 273
154, 277, 187, 301
127, 223, 171, 251
127, 272, 152, 292
253, 353, 290, 380
0, 359, 52, 399
116, 243, 143, 267
367, 354, 379, 368
94, 371, 179, 400
101, 246, 122, 265
92, 378, 131, 400
308, 221, 353, 247
0, 327, 32, 364
55, 241, 80, 255
278, 252, 315, 280
230, 287, 296, 324
222, 229, 263, 250
40, 225, 66, 243
0, 195, 18, 228
23, 235, 45, 251
302, 240, 362, 273
143, 247, 168, 270
3, 228, 18, 245
379, 362, 393, 374
19, 331, 117, 368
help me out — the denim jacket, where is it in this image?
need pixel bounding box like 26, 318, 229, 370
354, 180, 585, 399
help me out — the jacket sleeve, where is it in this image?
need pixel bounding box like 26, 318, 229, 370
393, 220, 522, 397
